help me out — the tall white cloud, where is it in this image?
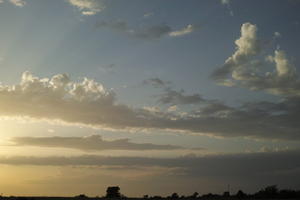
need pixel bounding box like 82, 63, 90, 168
211, 22, 300, 96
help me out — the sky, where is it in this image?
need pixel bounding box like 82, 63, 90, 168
0, 0, 300, 197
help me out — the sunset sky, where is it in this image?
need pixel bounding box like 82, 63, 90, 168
0, 0, 300, 197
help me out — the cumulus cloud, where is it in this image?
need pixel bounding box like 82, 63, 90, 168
67, 0, 105, 15
96, 21, 196, 40
11, 135, 187, 151
1, 72, 300, 140
211, 22, 300, 96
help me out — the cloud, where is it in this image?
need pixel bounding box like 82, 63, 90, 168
0, 0, 26, 7
11, 135, 188, 151
211, 22, 300, 96
1, 72, 300, 140
0, 149, 300, 188
98, 63, 116, 74
157, 88, 205, 105
220, 0, 234, 16
169, 25, 198, 37
274, 31, 281, 38
96, 21, 196, 40
221, 0, 230, 5
144, 78, 206, 105
143, 78, 170, 88
143, 12, 153, 18
9, 0, 26, 7
67, 0, 105, 15
1, 151, 299, 195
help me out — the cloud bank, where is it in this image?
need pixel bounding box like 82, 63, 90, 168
11, 135, 188, 151
1, 72, 300, 140
0, 149, 299, 188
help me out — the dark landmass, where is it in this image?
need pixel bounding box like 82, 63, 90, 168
1, 185, 299, 200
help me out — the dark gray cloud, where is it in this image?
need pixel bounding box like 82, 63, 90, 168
96, 21, 197, 40
11, 135, 188, 151
157, 88, 205, 105
1, 149, 299, 188
211, 23, 300, 96
144, 78, 206, 105
143, 78, 170, 88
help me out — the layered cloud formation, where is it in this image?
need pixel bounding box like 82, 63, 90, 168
0, 149, 299, 187
11, 135, 188, 151
1, 71, 300, 140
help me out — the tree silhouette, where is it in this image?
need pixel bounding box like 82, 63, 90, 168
255, 185, 278, 198
236, 190, 247, 198
191, 192, 199, 198
171, 193, 179, 199
106, 186, 121, 198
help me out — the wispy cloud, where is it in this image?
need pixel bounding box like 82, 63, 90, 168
221, 0, 230, 5
9, 0, 26, 7
0, 0, 26, 7
143, 12, 154, 18
220, 0, 234, 16
96, 21, 197, 40
67, 0, 105, 15
144, 78, 206, 105
0, 149, 299, 187
169, 24, 198, 37
11, 135, 189, 151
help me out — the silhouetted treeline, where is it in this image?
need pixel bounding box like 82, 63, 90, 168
140, 185, 300, 199
0, 185, 300, 200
